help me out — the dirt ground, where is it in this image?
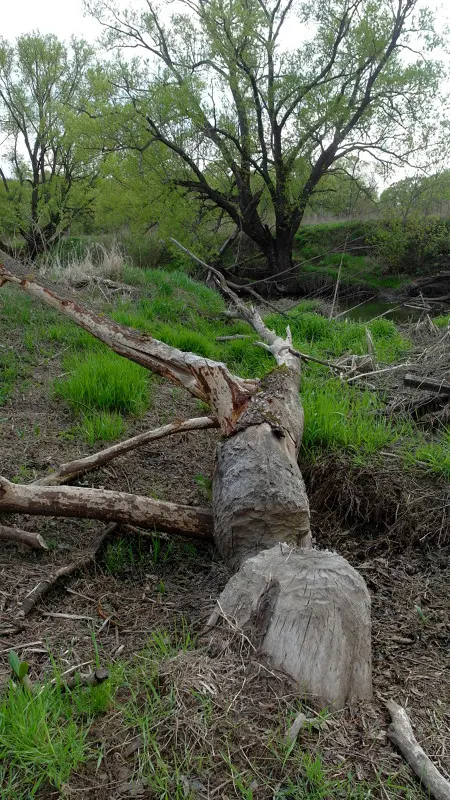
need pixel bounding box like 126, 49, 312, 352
0, 317, 449, 799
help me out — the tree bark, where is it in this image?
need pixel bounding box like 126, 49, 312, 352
0, 257, 372, 707
0, 477, 213, 540
209, 544, 372, 708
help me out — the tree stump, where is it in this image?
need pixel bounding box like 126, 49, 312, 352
211, 544, 372, 708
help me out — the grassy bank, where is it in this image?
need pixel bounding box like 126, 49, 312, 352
1, 268, 448, 477
0, 264, 448, 797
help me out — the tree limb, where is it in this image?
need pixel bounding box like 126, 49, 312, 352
386, 700, 450, 800
19, 523, 118, 617
0, 262, 258, 434
0, 523, 48, 550
34, 416, 219, 486
0, 476, 213, 540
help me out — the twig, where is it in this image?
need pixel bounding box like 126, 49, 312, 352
33, 416, 218, 486
386, 700, 450, 800
346, 362, 410, 383
0, 523, 48, 550
18, 523, 118, 617
329, 235, 347, 319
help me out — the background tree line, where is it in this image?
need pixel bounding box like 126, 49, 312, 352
0, 0, 449, 278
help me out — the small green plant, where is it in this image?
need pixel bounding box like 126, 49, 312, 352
195, 473, 213, 500
8, 650, 32, 690
78, 411, 126, 444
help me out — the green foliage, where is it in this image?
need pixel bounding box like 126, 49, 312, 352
85, 0, 444, 274
0, 33, 98, 257
54, 351, 152, 416
370, 215, 450, 274
433, 314, 450, 328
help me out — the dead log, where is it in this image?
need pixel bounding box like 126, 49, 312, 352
19, 523, 118, 617
0, 477, 213, 539
0, 254, 373, 707
209, 545, 372, 707
404, 373, 450, 396
0, 523, 48, 550
34, 416, 218, 486
386, 700, 450, 800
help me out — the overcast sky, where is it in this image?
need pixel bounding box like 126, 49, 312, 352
2, 0, 449, 186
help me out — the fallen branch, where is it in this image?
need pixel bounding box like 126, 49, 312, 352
386, 700, 450, 800
0, 476, 214, 539
346, 362, 410, 384
19, 523, 118, 617
170, 237, 288, 317
34, 416, 218, 486
0, 523, 48, 550
404, 373, 450, 396
0, 264, 258, 434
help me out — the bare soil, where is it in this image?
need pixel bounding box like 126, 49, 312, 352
0, 315, 449, 799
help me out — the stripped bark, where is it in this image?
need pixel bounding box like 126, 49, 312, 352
209, 544, 372, 707
0, 523, 48, 550
34, 416, 218, 486
0, 477, 213, 540
386, 700, 450, 800
0, 266, 257, 435
19, 523, 118, 617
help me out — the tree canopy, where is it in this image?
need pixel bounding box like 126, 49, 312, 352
86, 0, 445, 274
0, 33, 97, 258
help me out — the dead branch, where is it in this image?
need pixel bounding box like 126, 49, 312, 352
170, 237, 288, 317
404, 373, 450, 396
0, 265, 258, 434
0, 476, 213, 539
0, 523, 48, 550
34, 416, 218, 486
19, 523, 118, 617
386, 700, 450, 800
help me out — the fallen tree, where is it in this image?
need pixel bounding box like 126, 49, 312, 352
0, 256, 372, 707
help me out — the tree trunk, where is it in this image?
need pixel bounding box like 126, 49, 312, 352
0, 260, 372, 707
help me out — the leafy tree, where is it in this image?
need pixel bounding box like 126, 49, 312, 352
380, 171, 450, 221
87, 0, 444, 276
0, 33, 98, 259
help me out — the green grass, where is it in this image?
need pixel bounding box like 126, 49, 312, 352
433, 313, 450, 328
0, 623, 429, 799
0, 669, 112, 798
55, 351, 152, 416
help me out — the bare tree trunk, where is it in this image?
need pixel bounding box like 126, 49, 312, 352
0, 260, 372, 707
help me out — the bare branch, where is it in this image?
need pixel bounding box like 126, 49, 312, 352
34, 416, 219, 486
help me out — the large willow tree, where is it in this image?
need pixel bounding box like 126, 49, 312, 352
87, 0, 444, 275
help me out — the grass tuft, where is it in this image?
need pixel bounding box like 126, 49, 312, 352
55, 351, 151, 416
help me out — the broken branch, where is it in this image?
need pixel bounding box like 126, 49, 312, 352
34, 416, 218, 486
0, 523, 48, 550
386, 700, 450, 800
0, 476, 213, 539
19, 523, 118, 617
